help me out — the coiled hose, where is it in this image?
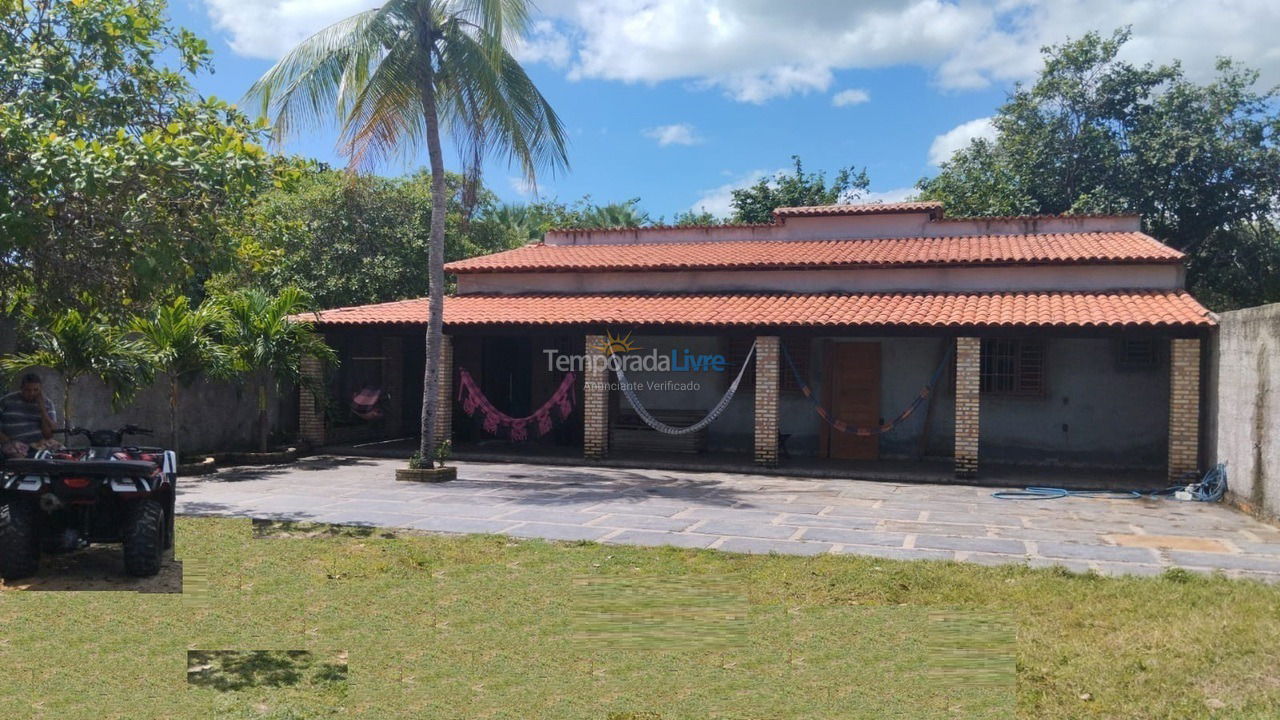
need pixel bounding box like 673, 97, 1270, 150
992, 463, 1227, 502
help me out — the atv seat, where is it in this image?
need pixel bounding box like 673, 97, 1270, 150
4, 458, 158, 477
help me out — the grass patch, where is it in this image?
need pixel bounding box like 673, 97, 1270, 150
0, 516, 1276, 718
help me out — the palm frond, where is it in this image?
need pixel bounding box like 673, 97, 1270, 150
243, 8, 386, 143
434, 20, 569, 185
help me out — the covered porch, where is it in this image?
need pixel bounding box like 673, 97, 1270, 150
303, 319, 1208, 488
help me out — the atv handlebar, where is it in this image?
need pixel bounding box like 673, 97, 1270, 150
56, 425, 154, 444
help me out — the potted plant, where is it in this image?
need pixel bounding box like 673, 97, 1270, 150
396, 440, 455, 483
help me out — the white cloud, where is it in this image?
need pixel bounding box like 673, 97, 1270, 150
548, 0, 1280, 102
511, 20, 571, 67
203, 0, 377, 60
564, 0, 982, 102
642, 123, 702, 147
690, 168, 783, 217
927, 117, 997, 166
508, 175, 536, 197
831, 88, 870, 107
204, 1, 1280, 105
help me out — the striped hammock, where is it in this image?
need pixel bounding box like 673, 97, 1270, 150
610, 341, 756, 435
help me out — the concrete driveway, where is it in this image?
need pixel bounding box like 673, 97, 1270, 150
177, 456, 1280, 581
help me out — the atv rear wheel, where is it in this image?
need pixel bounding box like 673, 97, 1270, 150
123, 499, 165, 577
0, 501, 40, 580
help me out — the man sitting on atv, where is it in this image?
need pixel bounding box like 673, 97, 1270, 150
0, 373, 61, 459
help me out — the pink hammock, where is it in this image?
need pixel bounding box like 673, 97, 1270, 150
456, 369, 576, 441
351, 387, 384, 421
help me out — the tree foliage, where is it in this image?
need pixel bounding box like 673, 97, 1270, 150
669, 208, 723, 227
0, 0, 283, 314
917, 29, 1280, 309
216, 287, 335, 451
731, 156, 870, 223
220, 168, 520, 309
246, 0, 569, 460
0, 305, 150, 426
130, 296, 232, 453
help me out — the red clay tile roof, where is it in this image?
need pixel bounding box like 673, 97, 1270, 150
772, 201, 944, 218
444, 232, 1182, 274
301, 291, 1213, 329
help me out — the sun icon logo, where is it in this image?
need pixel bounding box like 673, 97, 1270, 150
592, 330, 642, 356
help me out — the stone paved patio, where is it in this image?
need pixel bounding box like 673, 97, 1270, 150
177, 456, 1280, 580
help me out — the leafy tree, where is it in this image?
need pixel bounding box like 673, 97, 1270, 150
221, 169, 520, 308
217, 288, 335, 452
131, 297, 233, 456
731, 156, 870, 223
248, 0, 569, 461
910, 140, 1035, 217
1, 307, 149, 429
0, 0, 282, 315
917, 29, 1280, 309
670, 208, 723, 227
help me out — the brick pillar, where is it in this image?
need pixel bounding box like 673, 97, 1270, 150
298, 355, 326, 447
432, 334, 453, 445
754, 336, 780, 467
1168, 337, 1201, 481
382, 336, 403, 436
583, 334, 609, 460
954, 337, 980, 479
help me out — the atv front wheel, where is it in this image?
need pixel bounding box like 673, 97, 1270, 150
0, 501, 40, 580
123, 499, 165, 577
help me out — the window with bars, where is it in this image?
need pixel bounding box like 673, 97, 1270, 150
980, 339, 1045, 396
724, 337, 811, 392
1116, 337, 1159, 371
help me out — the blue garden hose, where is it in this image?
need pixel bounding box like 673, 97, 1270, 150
992, 463, 1227, 502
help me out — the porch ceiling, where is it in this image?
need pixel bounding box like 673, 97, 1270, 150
300, 290, 1215, 330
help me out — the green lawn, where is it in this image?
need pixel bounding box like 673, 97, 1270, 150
2, 517, 1278, 719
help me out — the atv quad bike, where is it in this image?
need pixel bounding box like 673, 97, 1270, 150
0, 425, 176, 579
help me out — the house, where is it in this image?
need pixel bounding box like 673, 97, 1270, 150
297, 201, 1215, 483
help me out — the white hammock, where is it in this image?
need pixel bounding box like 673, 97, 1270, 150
609, 342, 756, 435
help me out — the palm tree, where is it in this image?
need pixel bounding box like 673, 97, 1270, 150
578, 200, 650, 229
488, 202, 541, 243
246, 0, 568, 462
218, 288, 336, 452
1, 308, 148, 429
131, 297, 233, 459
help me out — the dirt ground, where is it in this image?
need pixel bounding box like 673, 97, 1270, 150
0, 546, 182, 593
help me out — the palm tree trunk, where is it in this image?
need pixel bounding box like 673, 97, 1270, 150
169, 376, 180, 460
418, 41, 446, 463
61, 373, 72, 432
258, 380, 269, 453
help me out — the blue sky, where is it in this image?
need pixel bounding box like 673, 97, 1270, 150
169, 0, 1280, 220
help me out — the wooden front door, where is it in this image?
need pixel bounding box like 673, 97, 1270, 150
823, 342, 881, 460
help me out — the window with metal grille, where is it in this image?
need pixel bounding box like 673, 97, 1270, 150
980, 339, 1045, 396
1116, 337, 1158, 371
723, 337, 810, 393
